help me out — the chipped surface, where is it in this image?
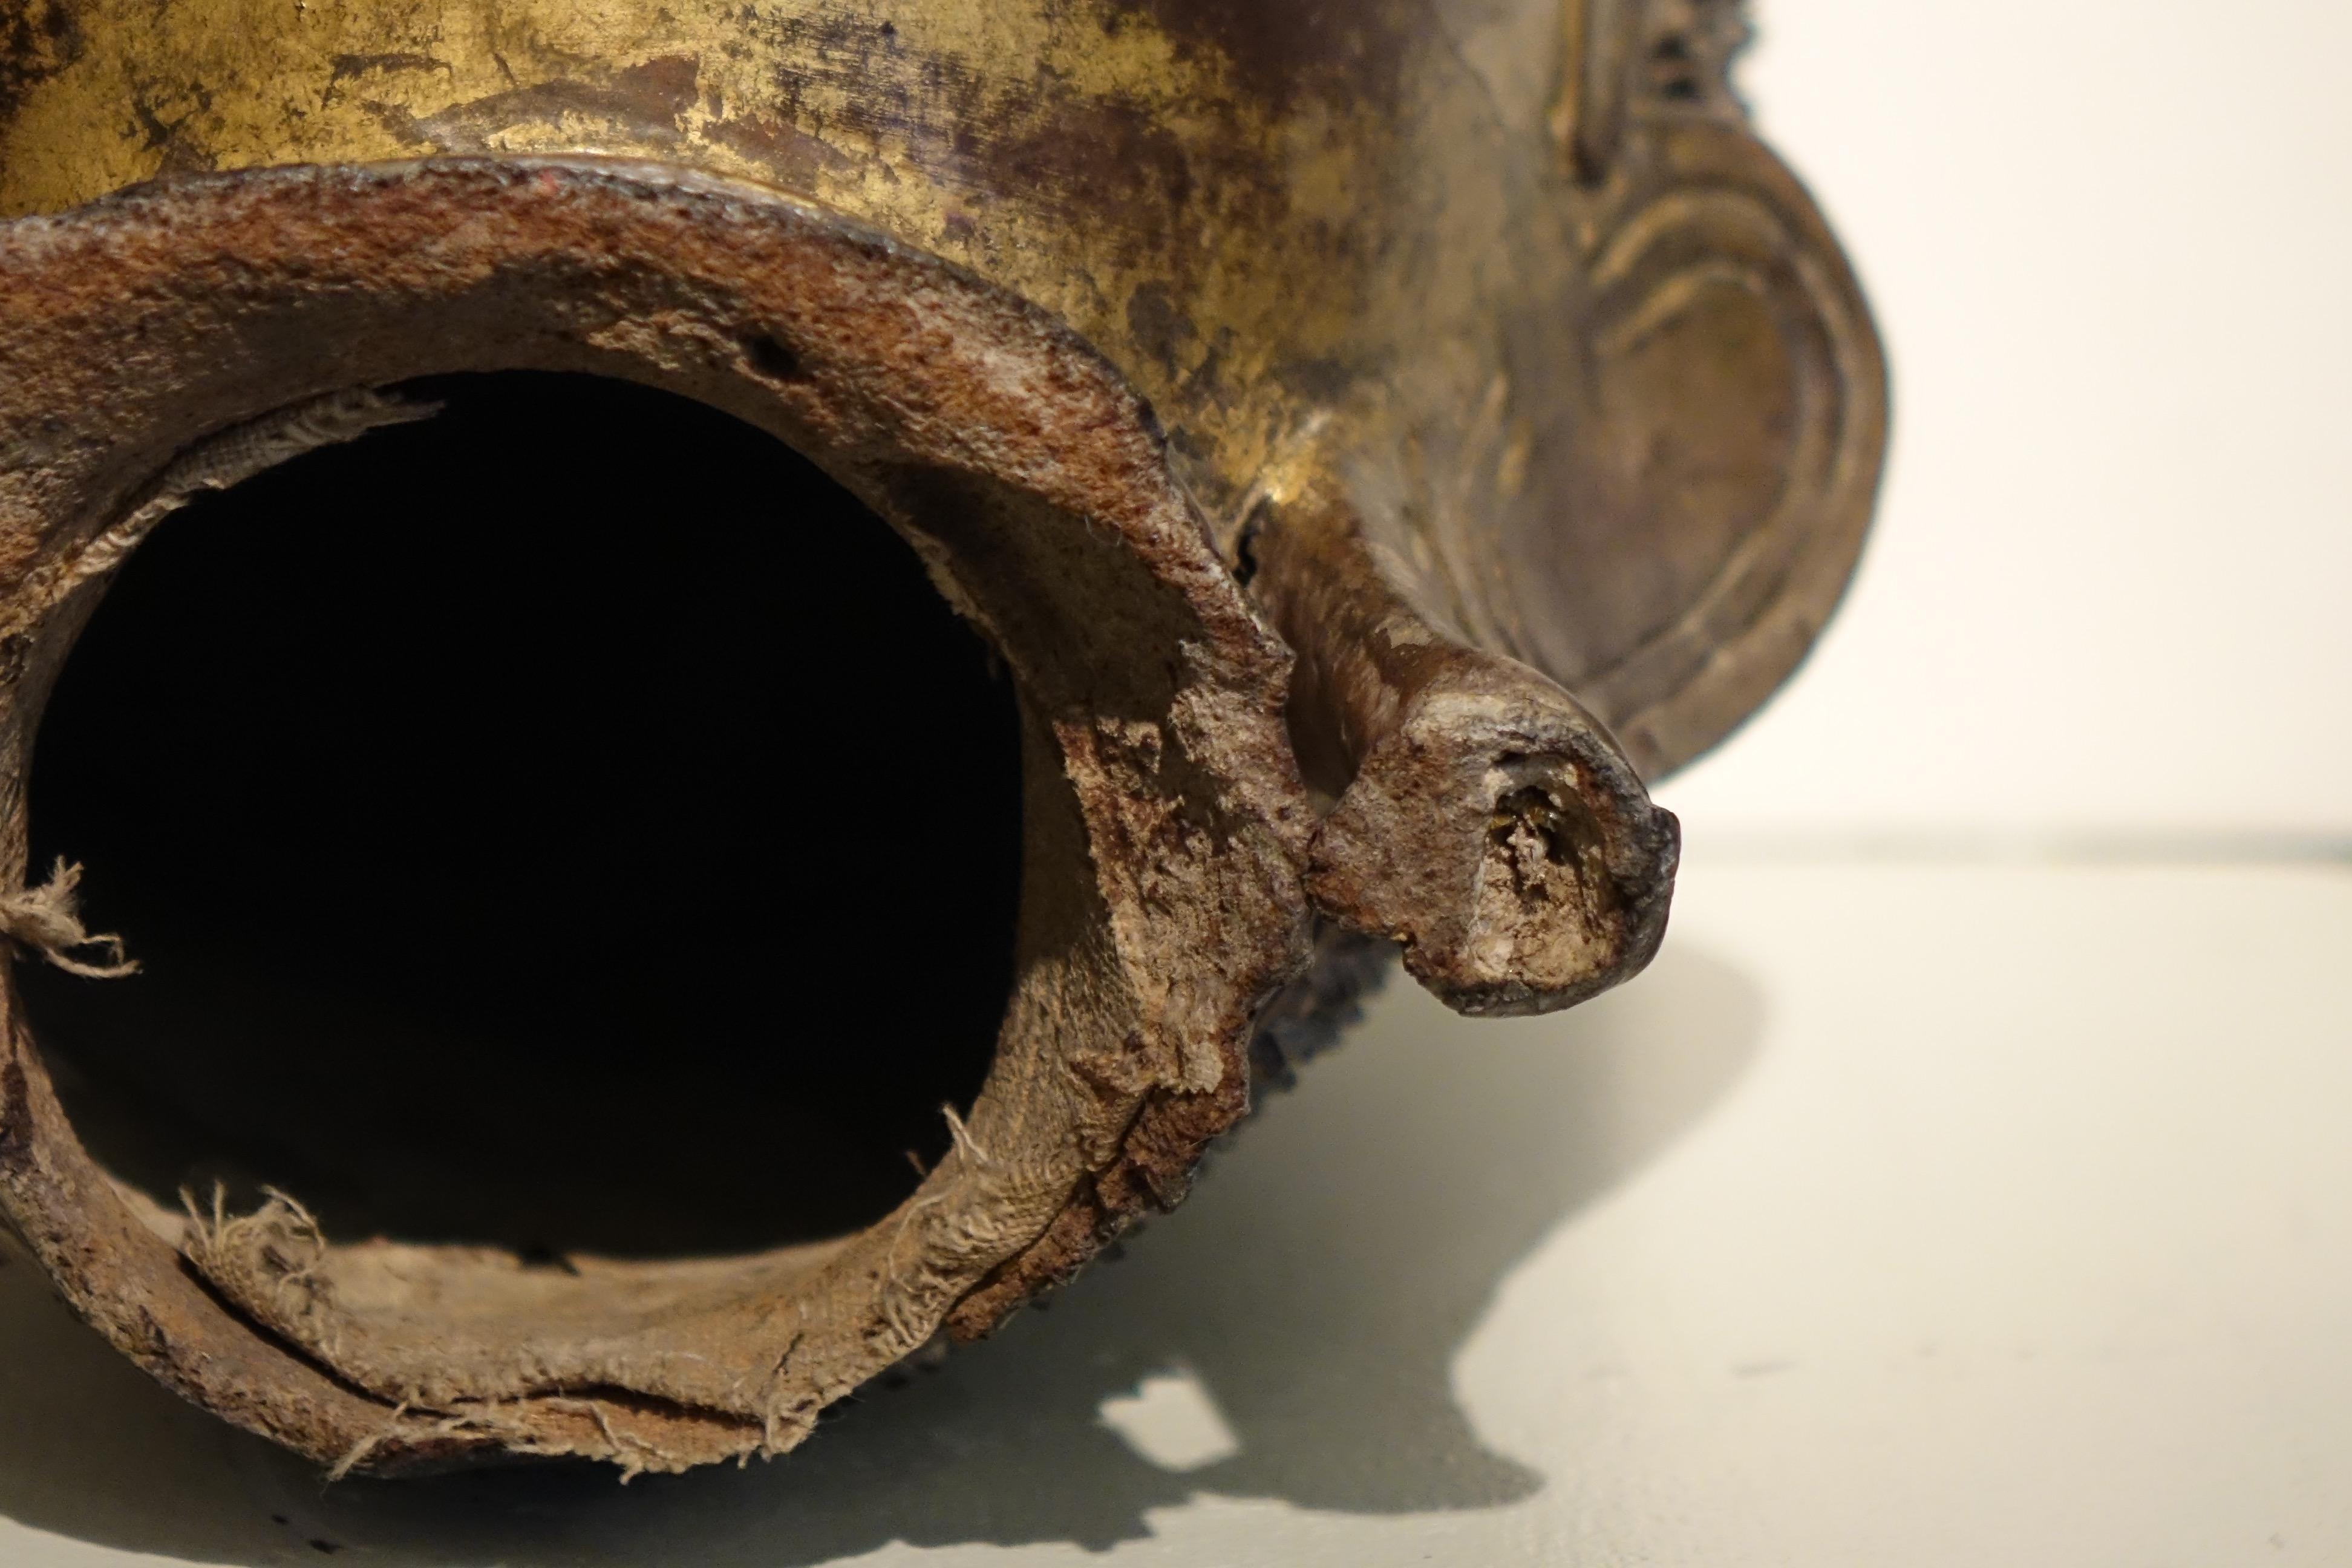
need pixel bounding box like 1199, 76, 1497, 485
0, 0, 1881, 1477
0, 160, 1307, 1474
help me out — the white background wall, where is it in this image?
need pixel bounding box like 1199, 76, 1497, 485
1655, 0, 2352, 838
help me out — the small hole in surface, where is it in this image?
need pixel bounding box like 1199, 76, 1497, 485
744, 334, 805, 381
21, 372, 1024, 1258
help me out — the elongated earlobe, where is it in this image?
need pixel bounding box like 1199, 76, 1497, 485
1567, 123, 1888, 773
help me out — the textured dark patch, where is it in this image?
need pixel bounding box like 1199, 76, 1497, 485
1106, 0, 1411, 105
0, 0, 79, 128
356, 99, 425, 147
322, 51, 453, 107
125, 73, 221, 180
758, 5, 1288, 290
416, 54, 702, 149
0, 1056, 31, 1175
982, 91, 1201, 237
973, 85, 1293, 309
1123, 279, 1197, 377
703, 108, 854, 192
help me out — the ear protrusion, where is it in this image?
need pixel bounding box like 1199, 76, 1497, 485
1566, 123, 1889, 774
1247, 462, 1681, 1018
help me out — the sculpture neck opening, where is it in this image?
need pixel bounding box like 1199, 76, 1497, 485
21, 370, 1025, 1259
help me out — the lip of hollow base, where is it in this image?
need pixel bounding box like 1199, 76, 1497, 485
20, 368, 1030, 1264
0, 158, 1312, 1475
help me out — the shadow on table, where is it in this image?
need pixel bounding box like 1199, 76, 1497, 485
0, 943, 1762, 1566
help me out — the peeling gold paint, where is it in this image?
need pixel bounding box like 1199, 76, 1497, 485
0, 0, 1881, 766
0, 0, 1414, 517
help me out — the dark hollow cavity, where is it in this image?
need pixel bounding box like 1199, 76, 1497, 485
21, 372, 1024, 1258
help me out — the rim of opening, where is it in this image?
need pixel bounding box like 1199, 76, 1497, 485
0, 157, 1308, 1474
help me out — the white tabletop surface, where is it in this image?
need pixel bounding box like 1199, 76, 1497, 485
4, 851, 2349, 1566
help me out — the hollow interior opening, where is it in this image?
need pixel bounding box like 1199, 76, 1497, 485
18, 371, 1024, 1260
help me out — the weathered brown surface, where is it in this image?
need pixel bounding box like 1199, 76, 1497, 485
1250, 455, 1680, 1016
0, 160, 1313, 1475
0, 0, 1884, 1476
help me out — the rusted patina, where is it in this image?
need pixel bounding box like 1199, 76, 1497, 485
0, 0, 1883, 1475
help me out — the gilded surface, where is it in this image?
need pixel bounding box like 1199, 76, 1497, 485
0, 0, 1400, 524
0, 1, 1878, 775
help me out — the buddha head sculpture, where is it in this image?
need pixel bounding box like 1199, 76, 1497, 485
0, 0, 1881, 1474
